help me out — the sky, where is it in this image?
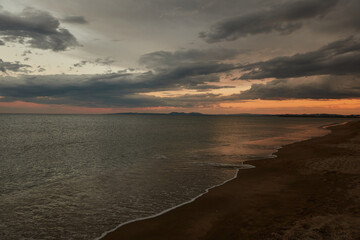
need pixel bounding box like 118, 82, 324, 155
0, 0, 359, 114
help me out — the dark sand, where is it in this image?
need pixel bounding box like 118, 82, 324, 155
102, 121, 360, 240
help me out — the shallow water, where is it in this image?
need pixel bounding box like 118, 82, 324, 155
0, 115, 346, 239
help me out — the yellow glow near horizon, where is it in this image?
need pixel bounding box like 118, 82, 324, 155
218, 99, 360, 114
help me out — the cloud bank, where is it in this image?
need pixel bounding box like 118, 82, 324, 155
236, 76, 360, 100
238, 36, 360, 79
0, 48, 240, 107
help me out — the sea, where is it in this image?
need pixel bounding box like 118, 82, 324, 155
0, 114, 347, 239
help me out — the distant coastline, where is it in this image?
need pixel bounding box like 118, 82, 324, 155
109, 112, 360, 118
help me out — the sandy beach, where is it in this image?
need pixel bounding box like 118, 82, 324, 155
100, 120, 360, 240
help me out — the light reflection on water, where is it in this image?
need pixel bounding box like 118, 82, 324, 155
0, 115, 344, 239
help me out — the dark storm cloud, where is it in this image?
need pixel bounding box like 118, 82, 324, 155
61, 16, 88, 24
239, 36, 360, 80
200, 0, 339, 43
155, 62, 235, 84
137, 48, 240, 88
70, 49, 239, 91
0, 73, 225, 108
0, 59, 30, 73
3, 74, 360, 108
235, 76, 360, 100
139, 48, 240, 69
0, 74, 137, 100
0, 48, 240, 107
0, 7, 79, 51
188, 84, 235, 92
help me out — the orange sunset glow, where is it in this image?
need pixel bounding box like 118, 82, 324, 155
1, 99, 360, 115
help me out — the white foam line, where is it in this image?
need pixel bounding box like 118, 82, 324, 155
95, 120, 349, 240
94, 168, 241, 240
321, 121, 349, 129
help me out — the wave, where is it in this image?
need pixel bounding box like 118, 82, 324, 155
321, 121, 349, 129
208, 162, 256, 169
94, 168, 241, 240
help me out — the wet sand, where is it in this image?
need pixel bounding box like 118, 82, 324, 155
101, 120, 360, 240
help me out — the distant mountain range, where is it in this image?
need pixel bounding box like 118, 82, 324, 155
110, 112, 204, 116
109, 112, 359, 118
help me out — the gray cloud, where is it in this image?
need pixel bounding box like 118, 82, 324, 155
235, 76, 360, 100
139, 48, 240, 69
0, 59, 30, 73
21, 50, 32, 56
37, 66, 45, 72
73, 60, 88, 68
0, 73, 226, 108
73, 57, 116, 68
154, 62, 235, 85
138, 48, 239, 89
137, 48, 240, 89
200, 0, 339, 43
0, 7, 79, 51
188, 84, 235, 92
2, 50, 359, 108
239, 36, 360, 80
61, 16, 88, 24
94, 57, 116, 65
3, 73, 360, 108
0, 48, 240, 107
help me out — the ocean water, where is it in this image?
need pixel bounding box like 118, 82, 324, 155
0, 114, 346, 239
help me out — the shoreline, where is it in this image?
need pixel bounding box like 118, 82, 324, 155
100, 120, 360, 240
95, 169, 241, 240
95, 122, 331, 240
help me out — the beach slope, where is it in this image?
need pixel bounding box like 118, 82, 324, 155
102, 121, 360, 240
